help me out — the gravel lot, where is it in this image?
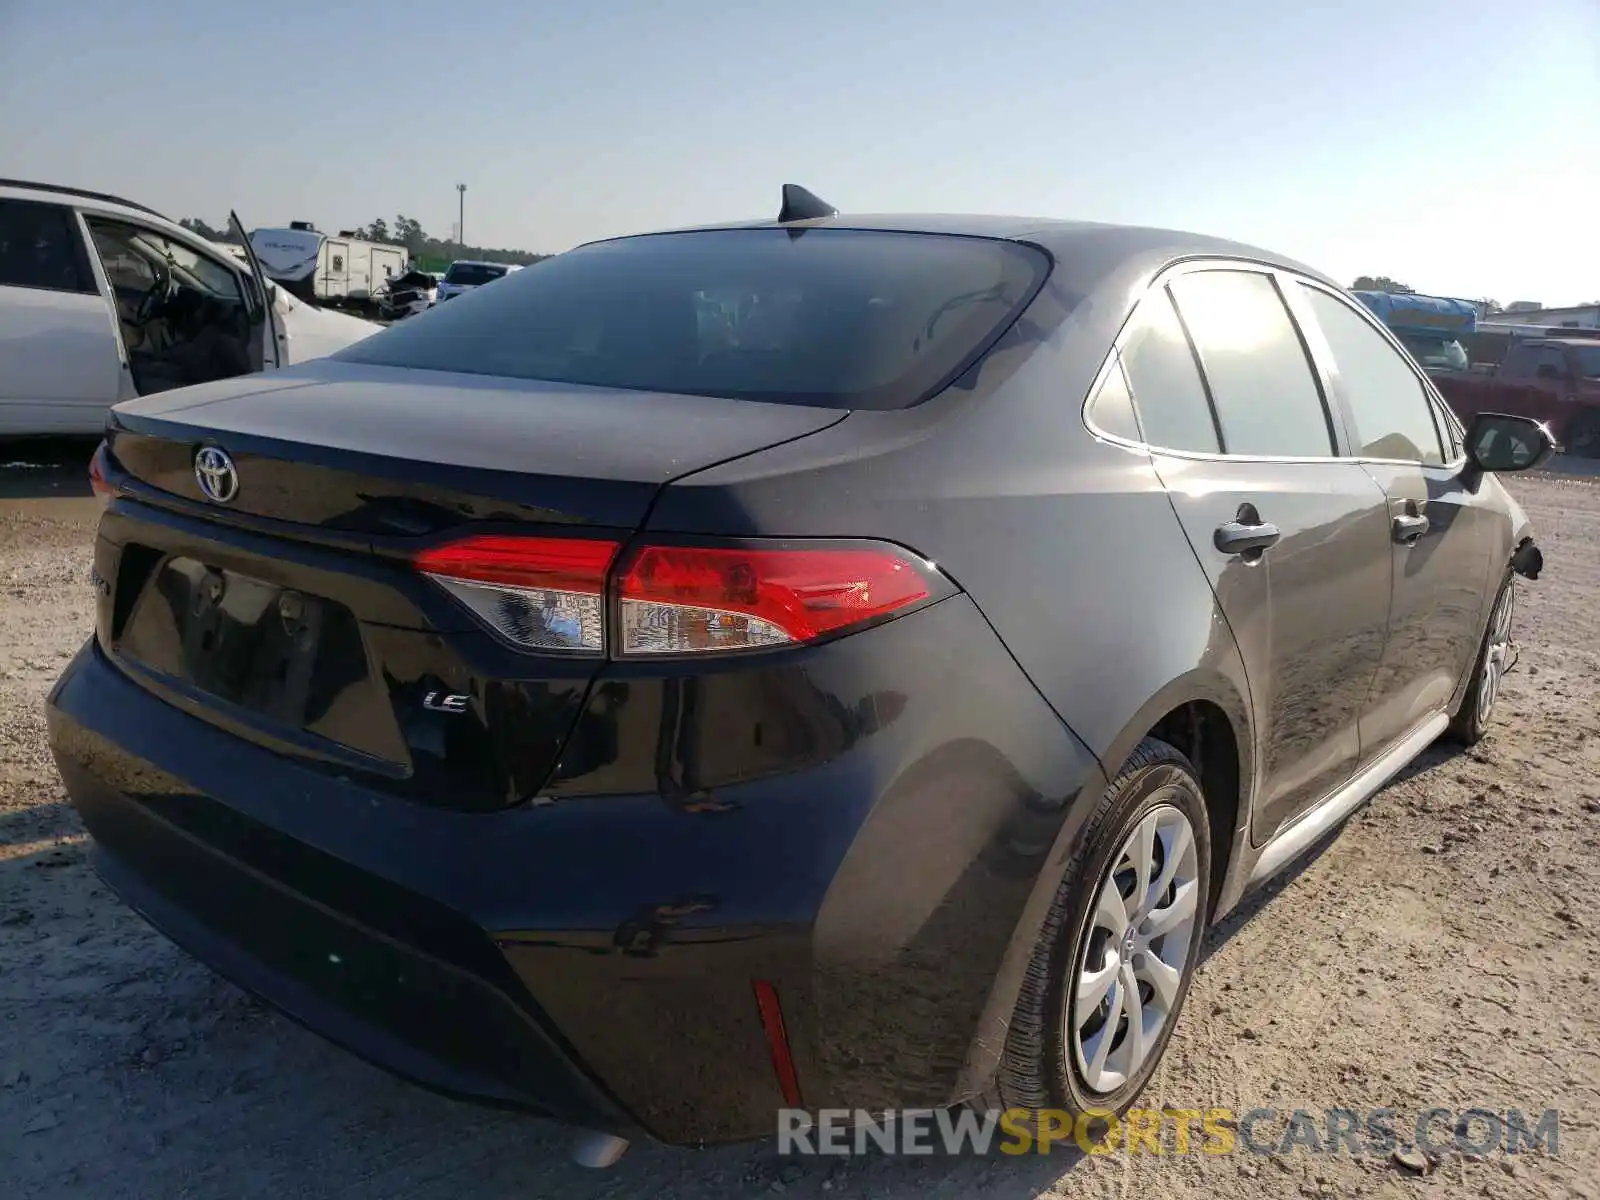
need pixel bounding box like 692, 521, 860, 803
1, 444, 1597, 1199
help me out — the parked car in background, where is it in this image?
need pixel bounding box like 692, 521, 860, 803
50, 187, 1550, 1163
378, 266, 440, 320
1467, 320, 1598, 371
0, 179, 379, 437
435, 258, 519, 301
1430, 335, 1600, 457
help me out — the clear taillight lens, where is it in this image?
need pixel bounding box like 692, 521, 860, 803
616, 544, 934, 656
414, 535, 619, 654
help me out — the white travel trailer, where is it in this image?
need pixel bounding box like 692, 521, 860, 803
249, 221, 408, 312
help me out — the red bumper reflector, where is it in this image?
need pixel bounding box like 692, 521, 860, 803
753, 979, 803, 1107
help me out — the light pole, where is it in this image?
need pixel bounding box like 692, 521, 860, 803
456, 183, 466, 248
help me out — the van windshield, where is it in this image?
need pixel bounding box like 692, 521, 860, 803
335, 228, 1050, 410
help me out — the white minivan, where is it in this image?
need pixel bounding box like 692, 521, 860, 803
0, 179, 381, 437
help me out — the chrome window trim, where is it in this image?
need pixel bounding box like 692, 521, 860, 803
1082, 255, 1469, 472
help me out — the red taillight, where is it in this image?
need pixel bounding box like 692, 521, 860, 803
413, 535, 942, 657
414, 535, 619, 654
617, 544, 932, 655
414, 535, 618, 592
88, 441, 113, 507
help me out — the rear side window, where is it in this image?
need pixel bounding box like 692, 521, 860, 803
338, 229, 1050, 410
1299, 286, 1445, 465
1170, 270, 1333, 457
445, 262, 511, 285
1508, 344, 1571, 380
0, 199, 94, 294
1086, 356, 1141, 442
1118, 288, 1219, 453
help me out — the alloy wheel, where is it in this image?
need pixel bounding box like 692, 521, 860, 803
1069, 802, 1201, 1095
1476, 584, 1515, 728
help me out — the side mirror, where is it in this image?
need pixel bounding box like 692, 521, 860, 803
1462, 412, 1557, 488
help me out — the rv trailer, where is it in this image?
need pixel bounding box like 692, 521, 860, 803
248, 221, 408, 314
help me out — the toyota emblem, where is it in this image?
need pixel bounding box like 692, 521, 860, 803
193, 446, 239, 504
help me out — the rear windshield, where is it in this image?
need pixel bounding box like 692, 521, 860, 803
334, 228, 1050, 409
445, 262, 509, 285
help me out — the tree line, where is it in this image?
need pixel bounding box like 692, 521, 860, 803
179, 215, 549, 273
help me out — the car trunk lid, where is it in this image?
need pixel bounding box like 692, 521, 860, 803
94, 361, 847, 808
108, 359, 846, 530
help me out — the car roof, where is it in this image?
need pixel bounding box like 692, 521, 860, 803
0, 177, 180, 223
0, 177, 207, 246
580, 210, 1344, 293
449, 259, 510, 268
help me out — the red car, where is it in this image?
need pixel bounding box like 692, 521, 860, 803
1432, 336, 1600, 457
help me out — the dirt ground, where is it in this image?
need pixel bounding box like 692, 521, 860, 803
1, 446, 1596, 1200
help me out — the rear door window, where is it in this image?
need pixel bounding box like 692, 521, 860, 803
337, 229, 1050, 410
0, 199, 95, 294
1117, 287, 1219, 453
1299, 285, 1445, 465
1169, 269, 1334, 457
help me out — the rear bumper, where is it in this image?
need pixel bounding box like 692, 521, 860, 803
72, 779, 627, 1128
48, 595, 1102, 1144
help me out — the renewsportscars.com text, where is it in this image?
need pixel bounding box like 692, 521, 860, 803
777, 1106, 1560, 1158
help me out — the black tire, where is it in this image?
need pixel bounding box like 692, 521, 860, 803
997, 737, 1211, 1119
1448, 572, 1514, 745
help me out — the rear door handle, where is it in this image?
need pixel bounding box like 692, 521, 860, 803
1392, 513, 1430, 544
1214, 520, 1281, 556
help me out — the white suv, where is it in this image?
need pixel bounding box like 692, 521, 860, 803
435, 259, 520, 303
0, 179, 381, 437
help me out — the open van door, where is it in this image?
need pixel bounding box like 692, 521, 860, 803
228, 210, 282, 370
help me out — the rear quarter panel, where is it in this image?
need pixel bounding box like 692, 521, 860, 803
649, 274, 1256, 829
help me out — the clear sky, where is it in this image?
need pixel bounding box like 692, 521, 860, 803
2, 0, 1596, 305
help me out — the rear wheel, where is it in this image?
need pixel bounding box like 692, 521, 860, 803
998, 738, 1211, 1119
1448, 573, 1515, 745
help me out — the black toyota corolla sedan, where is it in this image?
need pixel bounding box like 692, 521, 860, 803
49, 186, 1550, 1160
